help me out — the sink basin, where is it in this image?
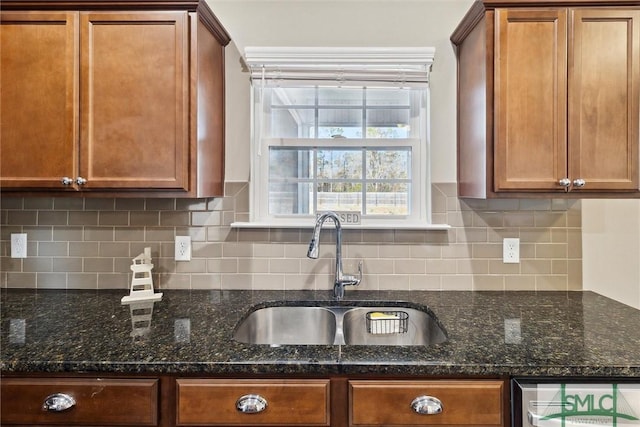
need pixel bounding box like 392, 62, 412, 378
233, 306, 337, 345
341, 306, 447, 346
233, 302, 447, 346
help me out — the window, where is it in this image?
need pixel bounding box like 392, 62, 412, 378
242, 47, 441, 229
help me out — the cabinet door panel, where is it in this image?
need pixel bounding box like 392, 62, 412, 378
176, 378, 330, 426
494, 9, 568, 192
0, 12, 79, 189
80, 11, 189, 190
349, 380, 504, 426
1, 377, 158, 425
569, 9, 640, 191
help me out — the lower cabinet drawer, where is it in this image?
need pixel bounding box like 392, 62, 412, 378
349, 380, 504, 427
176, 378, 330, 426
0, 377, 159, 426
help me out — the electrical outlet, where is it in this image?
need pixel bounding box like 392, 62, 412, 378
11, 233, 27, 258
503, 237, 520, 263
175, 236, 191, 261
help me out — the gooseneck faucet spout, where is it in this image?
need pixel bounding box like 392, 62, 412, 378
307, 211, 362, 300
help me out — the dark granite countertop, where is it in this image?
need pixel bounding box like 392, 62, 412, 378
2, 289, 640, 378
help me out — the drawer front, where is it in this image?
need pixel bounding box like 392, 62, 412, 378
177, 378, 330, 426
349, 380, 504, 427
1, 377, 158, 426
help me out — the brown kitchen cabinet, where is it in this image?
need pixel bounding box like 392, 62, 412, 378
176, 378, 331, 426
175, 378, 505, 427
451, 1, 640, 198
0, 377, 160, 425
349, 380, 505, 427
0, 1, 230, 197
1, 375, 506, 427
0, 11, 78, 191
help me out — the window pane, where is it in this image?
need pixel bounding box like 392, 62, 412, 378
318, 87, 362, 106
317, 149, 362, 180
269, 182, 312, 215
366, 109, 410, 138
271, 87, 316, 106
317, 109, 363, 138
366, 183, 409, 215
317, 182, 362, 212
366, 150, 411, 179
269, 148, 313, 179
318, 125, 363, 139
366, 88, 410, 106
270, 108, 315, 138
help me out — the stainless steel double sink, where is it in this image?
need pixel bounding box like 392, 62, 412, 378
233, 301, 448, 346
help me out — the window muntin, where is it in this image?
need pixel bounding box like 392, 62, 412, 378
254, 84, 429, 225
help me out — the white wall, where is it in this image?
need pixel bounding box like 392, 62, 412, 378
582, 200, 640, 309
222, 41, 252, 182
208, 0, 474, 183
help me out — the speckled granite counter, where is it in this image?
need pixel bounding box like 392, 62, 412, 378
2, 289, 640, 378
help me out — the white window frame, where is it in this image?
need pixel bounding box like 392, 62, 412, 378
233, 47, 449, 230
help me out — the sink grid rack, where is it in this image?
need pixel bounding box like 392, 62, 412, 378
366, 311, 409, 335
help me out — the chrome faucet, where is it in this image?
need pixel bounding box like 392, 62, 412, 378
307, 211, 362, 300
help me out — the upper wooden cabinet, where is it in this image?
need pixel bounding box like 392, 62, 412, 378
451, 1, 640, 198
0, 0, 230, 197
1, 11, 79, 190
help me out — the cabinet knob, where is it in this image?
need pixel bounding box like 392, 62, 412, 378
558, 178, 571, 188
75, 177, 87, 186
572, 178, 586, 188
42, 393, 76, 412
60, 177, 74, 186
410, 395, 443, 415
236, 394, 268, 414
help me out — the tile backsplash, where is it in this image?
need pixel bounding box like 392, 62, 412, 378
0, 183, 582, 291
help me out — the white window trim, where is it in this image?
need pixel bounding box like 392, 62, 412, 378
231, 47, 450, 230
230, 221, 451, 231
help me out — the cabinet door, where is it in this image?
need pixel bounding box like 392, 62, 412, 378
1, 377, 158, 425
0, 12, 79, 189
349, 380, 504, 426
79, 11, 189, 190
568, 9, 640, 192
176, 378, 330, 426
494, 9, 568, 192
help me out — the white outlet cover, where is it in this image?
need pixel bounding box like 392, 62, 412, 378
503, 237, 520, 263
11, 233, 27, 258
175, 236, 191, 261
